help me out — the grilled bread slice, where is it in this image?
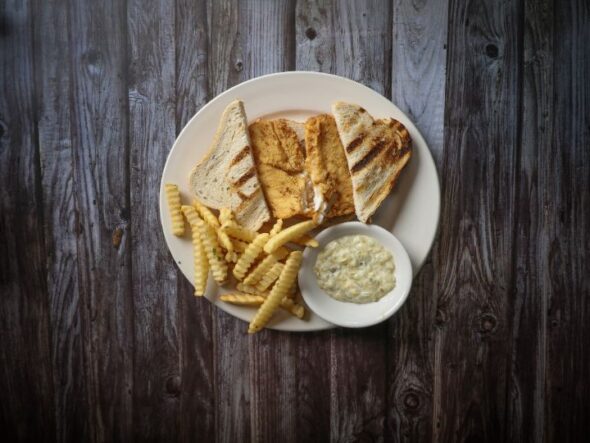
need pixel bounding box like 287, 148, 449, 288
189, 100, 271, 230
332, 101, 412, 222
304, 114, 354, 218
249, 119, 313, 219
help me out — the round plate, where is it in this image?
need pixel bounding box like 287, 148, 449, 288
299, 222, 413, 328
160, 72, 440, 332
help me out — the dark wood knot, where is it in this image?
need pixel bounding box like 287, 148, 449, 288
305, 27, 317, 40
82, 49, 104, 76
166, 375, 181, 396
234, 60, 243, 72
485, 44, 499, 59
479, 313, 497, 333
435, 307, 447, 326
403, 392, 420, 410
119, 208, 130, 222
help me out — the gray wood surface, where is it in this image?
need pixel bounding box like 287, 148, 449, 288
1, 0, 589, 441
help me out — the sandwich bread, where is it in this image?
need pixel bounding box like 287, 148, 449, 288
189, 100, 271, 230
332, 101, 412, 222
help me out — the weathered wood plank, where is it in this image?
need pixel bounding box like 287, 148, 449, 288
175, 0, 215, 440
433, 0, 522, 440
544, 0, 590, 441
0, 1, 56, 440
328, 2, 391, 440
224, 2, 301, 442
127, 0, 179, 440
293, 5, 334, 440
505, 0, 552, 441
204, 1, 252, 441
68, 0, 134, 440
34, 0, 87, 440
386, 0, 448, 440
297, 1, 392, 441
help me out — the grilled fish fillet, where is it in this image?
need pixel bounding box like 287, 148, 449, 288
189, 100, 271, 230
248, 119, 313, 219
332, 101, 412, 222
304, 114, 354, 218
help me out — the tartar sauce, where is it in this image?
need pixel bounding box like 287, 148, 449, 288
314, 235, 395, 303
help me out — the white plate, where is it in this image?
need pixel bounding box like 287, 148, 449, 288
160, 72, 440, 331
299, 222, 413, 328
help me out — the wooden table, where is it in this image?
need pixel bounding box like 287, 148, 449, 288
1, 0, 588, 441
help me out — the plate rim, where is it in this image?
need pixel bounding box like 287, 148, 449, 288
159, 71, 441, 332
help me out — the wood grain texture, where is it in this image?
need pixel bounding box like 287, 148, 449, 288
1, 0, 589, 441
34, 0, 87, 440
293, 7, 335, 439
204, 2, 251, 441
297, 1, 392, 441
68, 0, 134, 440
505, 0, 552, 441
0, 1, 55, 440
328, 2, 391, 440
386, 1, 448, 441
434, 0, 522, 441
230, 2, 300, 442
175, 0, 216, 440
544, 0, 590, 441
127, 0, 180, 440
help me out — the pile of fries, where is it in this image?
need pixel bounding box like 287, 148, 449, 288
164, 184, 319, 333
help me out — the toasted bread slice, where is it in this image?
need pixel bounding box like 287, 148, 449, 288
249, 119, 313, 219
332, 102, 412, 222
189, 100, 271, 230
304, 114, 354, 218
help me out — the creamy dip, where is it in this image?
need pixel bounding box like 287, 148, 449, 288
314, 235, 396, 303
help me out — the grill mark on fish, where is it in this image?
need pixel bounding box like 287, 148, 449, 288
231, 146, 251, 166
351, 139, 388, 174
232, 167, 256, 188
346, 133, 366, 153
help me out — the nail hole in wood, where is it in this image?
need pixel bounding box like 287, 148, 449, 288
166, 375, 181, 396
305, 27, 317, 40
485, 43, 499, 58
403, 392, 420, 410
479, 313, 497, 333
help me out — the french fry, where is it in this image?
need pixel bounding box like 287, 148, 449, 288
192, 199, 220, 228
279, 297, 305, 319
220, 293, 305, 319
164, 184, 185, 236
249, 251, 303, 333
219, 208, 234, 226
197, 218, 227, 283
222, 221, 257, 242
232, 239, 250, 253
269, 219, 283, 236
236, 282, 259, 295
263, 220, 317, 254
181, 206, 208, 295
290, 234, 319, 248
216, 226, 234, 253
233, 233, 269, 280
225, 251, 238, 263
243, 248, 289, 286
220, 293, 265, 306
255, 262, 284, 292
